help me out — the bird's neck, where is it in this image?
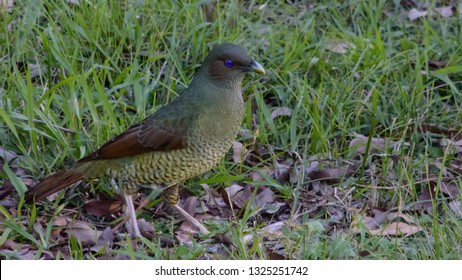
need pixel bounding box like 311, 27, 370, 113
185, 70, 245, 132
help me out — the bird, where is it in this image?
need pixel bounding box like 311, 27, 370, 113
25, 43, 265, 238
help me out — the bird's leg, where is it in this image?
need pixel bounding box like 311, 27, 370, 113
123, 193, 141, 238
111, 180, 141, 238
161, 184, 210, 235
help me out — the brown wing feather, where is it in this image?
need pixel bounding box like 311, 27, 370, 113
79, 120, 187, 162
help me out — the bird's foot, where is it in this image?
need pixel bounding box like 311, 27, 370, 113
172, 204, 210, 235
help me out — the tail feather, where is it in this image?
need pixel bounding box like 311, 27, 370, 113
25, 169, 83, 202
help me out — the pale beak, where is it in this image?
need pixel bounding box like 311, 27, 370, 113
250, 60, 266, 75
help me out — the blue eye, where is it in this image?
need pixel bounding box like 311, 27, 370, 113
224, 59, 234, 68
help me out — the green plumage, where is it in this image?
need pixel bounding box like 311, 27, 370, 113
26, 43, 265, 236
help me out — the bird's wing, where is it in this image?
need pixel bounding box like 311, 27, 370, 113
78, 109, 193, 162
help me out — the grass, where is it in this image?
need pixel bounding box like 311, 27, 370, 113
1, 0, 461, 259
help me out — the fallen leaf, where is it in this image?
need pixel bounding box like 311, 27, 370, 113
270, 107, 292, 119
268, 251, 286, 260
0, 180, 14, 200
441, 181, 460, 197
449, 201, 462, 218
231, 141, 246, 163
307, 164, 358, 183
0, 239, 19, 250
427, 60, 449, 70
419, 124, 460, 138
33, 222, 45, 237
232, 185, 253, 209
53, 216, 69, 227
368, 221, 421, 236
65, 221, 101, 246
0, 0, 14, 12
351, 208, 421, 236
261, 202, 286, 214
439, 138, 462, 153
83, 200, 123, 217
182, 196, 198, 216
326, 40, 355, 54
253, 187, 276, 209
436, 6, 453, 18
96, 227, 114, 246
243, 221, 288, 243
0, 147, 19, 164
408, 8, 427, 20
175, 231, 193, 245
349, 135, 409, 154
137, 218, 155, 237
274, 160, 292, 183
221, 184, 244, 208
201, 183, 227, 209
91, 227, 115, 252
413, 185, 434, 213
387, 212, 417, 225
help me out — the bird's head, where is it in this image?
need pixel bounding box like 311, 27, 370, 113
204, 43, 265, 83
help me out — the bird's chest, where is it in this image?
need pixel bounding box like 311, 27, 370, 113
196, 96, 245, 142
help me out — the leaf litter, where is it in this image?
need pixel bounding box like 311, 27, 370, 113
2, 0, 462, 257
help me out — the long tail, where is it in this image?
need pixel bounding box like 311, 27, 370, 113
25, 169, 83, 202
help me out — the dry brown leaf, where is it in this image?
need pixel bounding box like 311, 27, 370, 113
0, 180, 14, 201
83, 200, 123, 217
274, 161, 291, 183
253, 187, 276, 208
96, 227, 114, 246
441, 181, 460, 197
201, 183, 227, 209
89, 227, 115, 253
175, 231, 194, 245
232, 185, 253, 209
449, 201, 462, 218
268, 251, 286, 260
53, 216, 69, 227
349, 135, 408, 154
387, 212, 417, 225
351, 208, 421, 236
250, 170, 264, 182
0, 239, 20, 250
368, 221, 421, 236
65, 221, 101, 245
222, 184, 244, 208
428, 60, 449, 70
419, 124, 460, 138
33, 222, 45, 237
243, 221, 287, 243
137, 218, 155, 237
413, 185, 434, 213
231, 141, 246, 163
350, 208, 388, 233
177, 214, 209, 238
182, 196, 198, 216
307, 165, 358, 183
